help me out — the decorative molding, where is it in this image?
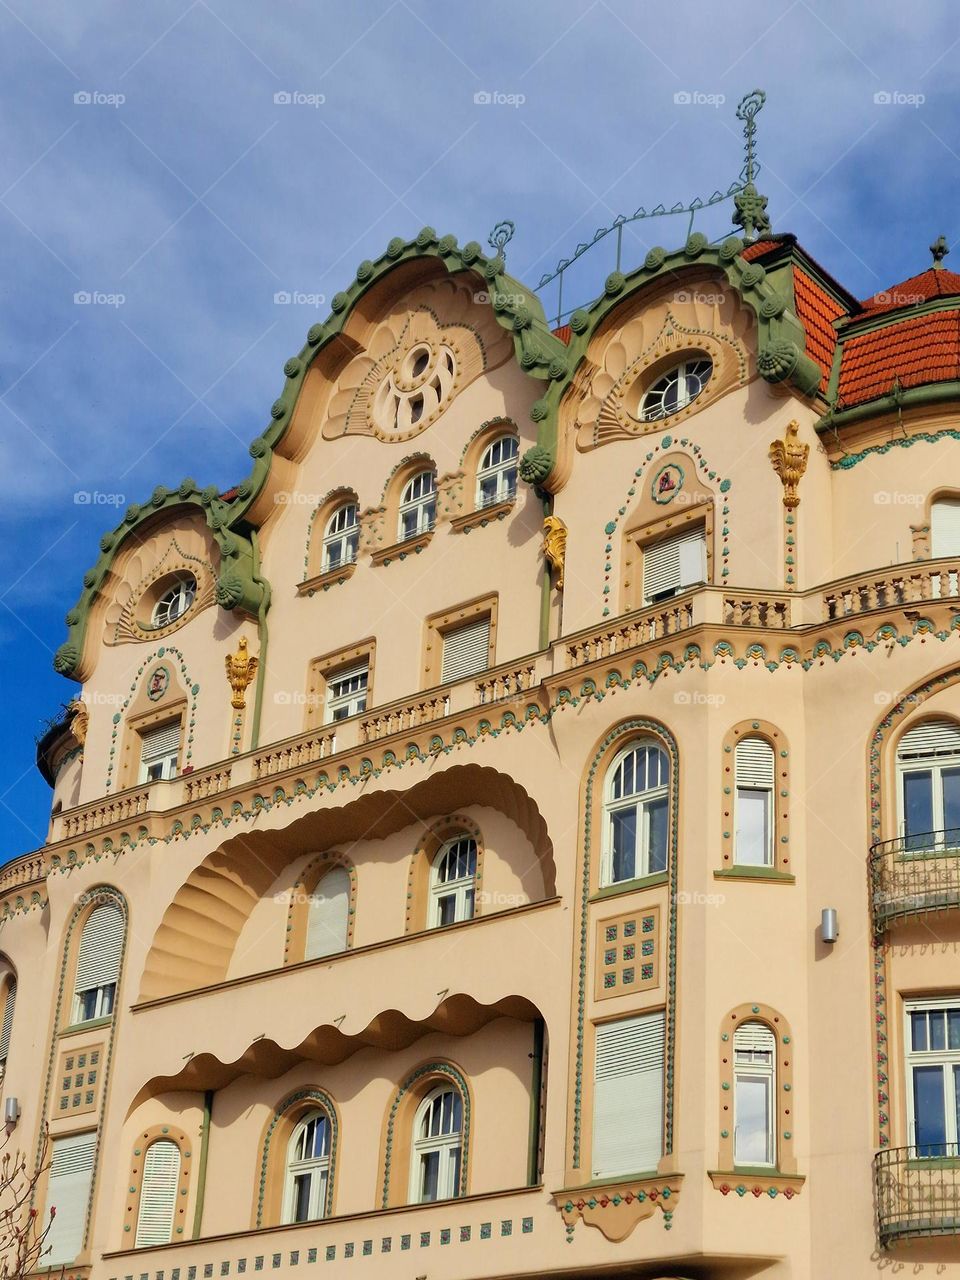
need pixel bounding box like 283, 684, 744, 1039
256, 1088, 339, 1227
553, 1174, 682, 1242
283, 852, 357, 964
769, 420, 808, 509
708, 1171, 804, 1197
543, 516, 566, 590
381, 1063, 470, 1209
122, 1125, 192, 1242
105, 648, 199, 791
225, 637, 259, 711
716, 1002, 797, 1177
719, 720, 791, 874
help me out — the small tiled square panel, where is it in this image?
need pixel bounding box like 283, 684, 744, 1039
595, 906, 660, 1000
55, 1042, 104, 1116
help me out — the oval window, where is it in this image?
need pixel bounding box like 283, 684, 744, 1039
639, 357, 713, 422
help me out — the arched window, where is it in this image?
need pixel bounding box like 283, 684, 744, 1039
639, 357, 712, 422
398, 470, 436, 541
151, 574, 196, 628
429, 837, 477, 927
932, 498, 960, 558
476, 435, 518, 509
734, 737, 775, 867
733, 1021, 776, 1167
897, 719, 960, 852
305, 867, 350, 960
283, 1110, 331, 1223
135, 1140, 181, 1247
322, 503, 359, 573
603, 742, 669, 886
71, 901, 124, 1024
0, 978, 16, 1074
410, 1087, 463, 1203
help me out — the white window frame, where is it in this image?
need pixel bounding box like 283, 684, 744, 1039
429, 837, 477, 927
641, 527, 707, 605
134, 1139, 181, 1247
734, 737, 775, 867
733, 1021, 776, 1167
896, 721, 960, 852
322, 503, 359, 573
151, 575, 196, 628
71, 903, 123, 1026
325, 663, 368, 724
137, 719, 181, 784
639, 357, 713, 422
398, 470, 436, 541
409, 1087, 463, 1203
475, 435, 519, 509
904, 996, 960, 1157
601, 741, 670, 887
282, 1110, 332, 1224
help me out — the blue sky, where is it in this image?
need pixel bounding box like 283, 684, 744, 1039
2, 0, 959, 856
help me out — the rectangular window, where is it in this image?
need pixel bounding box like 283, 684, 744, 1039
641, 529, 706, 605
440, 616, 490, 683
905, 997, 960, 1157
325, 663, 368, 724
592, 1010, 664, 1178
138, 720, 181, 784
44, 1132, 96, 1265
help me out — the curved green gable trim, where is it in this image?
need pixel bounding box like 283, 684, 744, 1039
54, 229, 567, 681
518, 233, 822, 489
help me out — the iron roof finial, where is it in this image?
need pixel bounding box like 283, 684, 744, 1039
732, 90, 770, 241
487, 220, 515, 263
930, 234, 950, 269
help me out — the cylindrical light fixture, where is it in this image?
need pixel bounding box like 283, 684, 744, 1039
4, 1097, 19, 1125
821, 908, 839, 944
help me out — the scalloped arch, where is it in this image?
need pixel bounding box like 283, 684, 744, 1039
138, 764, 556, 1001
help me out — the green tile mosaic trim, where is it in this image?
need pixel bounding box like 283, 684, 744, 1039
256, 1088, 338, 1227
381, 1062, 470, 1208
574, 720, 680, 1166
105, 647, 199, 791
600, 434, 732, 615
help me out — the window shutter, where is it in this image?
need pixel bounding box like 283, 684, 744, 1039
44, 1132, 96, 1265
440, 617, 490, 682
74, 903, 124, 994
898, 720, 960, 760
306, 867, 350, 959
140, 721, 181, 766
135, 1140, 181, 1247
0, 981, 16, 1063
932, 500, 960, 557
734, 1021, 775, 1056
735, 737, 775, 787
643, 531, 706, 602
592, 1010, 664, 1178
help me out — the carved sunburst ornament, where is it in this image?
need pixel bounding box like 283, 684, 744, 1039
573, 291, 753, 449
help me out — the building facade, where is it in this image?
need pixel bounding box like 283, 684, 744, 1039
6, 217, 960, 1279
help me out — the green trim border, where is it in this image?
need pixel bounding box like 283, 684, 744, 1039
256, 1088, 339, 1228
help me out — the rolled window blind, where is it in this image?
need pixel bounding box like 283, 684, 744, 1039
0, 980, 16, 1063
44, 1132, 96, 1265
135, 1140, 181, 1247
932, 500, 960, 557
735, 737, 775, 787
592, 1010, 664, 1177
441, 617, 490, 682
898, 719, 960, 760
306, 867, 350, 959
74, 903, 124, 994
642, 530, 706, 602
140, 721, 181, 765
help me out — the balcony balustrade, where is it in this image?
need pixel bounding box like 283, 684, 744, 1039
875, 1145, 960, 1245
870, 830, 960, 930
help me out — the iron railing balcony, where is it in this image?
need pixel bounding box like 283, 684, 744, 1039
870, 829, 960, 931
875, 1144, 960, 1245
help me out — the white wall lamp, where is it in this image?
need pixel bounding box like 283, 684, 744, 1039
821, 908, 839, 944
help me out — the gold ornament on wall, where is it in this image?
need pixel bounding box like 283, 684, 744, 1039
225, 636, 259, 710
67, 698, 88, 747
543, 515, 567, 590
769, 420, 809, 509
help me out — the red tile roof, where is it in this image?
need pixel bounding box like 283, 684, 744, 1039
740, 239, 780, 262
552, 324, 572, 345
219, 486, 240, 501
792, 267, 845, 387
859, 267, 960, 317
837, 311, 960, 407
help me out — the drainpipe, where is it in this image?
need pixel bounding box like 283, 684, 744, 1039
538, 495, 554, 651
527, 1018, 545, 1185
192, 1090, 214, 1238
249, 531, 272, 750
